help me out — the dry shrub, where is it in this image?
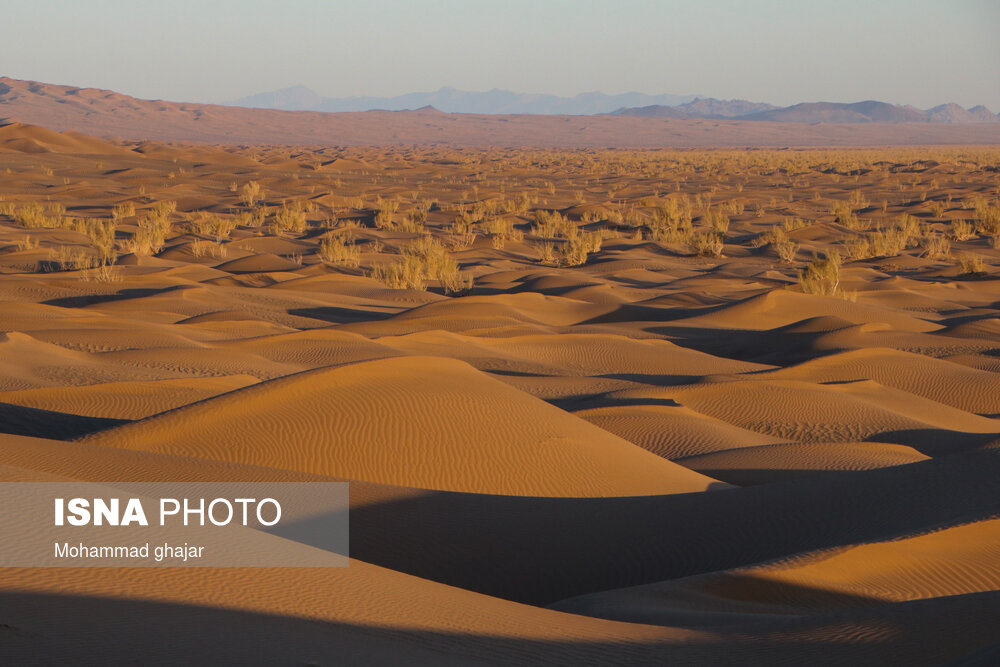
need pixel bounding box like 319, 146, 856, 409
950, 219, 974, 241
240, 209, 267, 228
703, 208, 729, 235
273, 202, 307, 234
782, 216, 806, 232
190, 240, 227, 259
14, 202, 53, 228
15, 235, 38, 251
317, 235, 361, 267
843, 215, 918, 260
533, 241, 557, 264
112, 202, 136, 220
799, 251, 841, 296
556, 231, 602, 266
193, 212, 238, 241
240, 181, 264, 208
974, 201, 1000, 235
124, 210, 172, 255
152, 200, 177, 218
533, 210, 575, 238
71, 218, 117, 265
370, 256, 426, 291
485, 217, 523, 249
688, 232, 724, 258
775, 238, 798, 262
48, 246, 96, 271
371, 237, 471, 294
956, 253, 985, 276
831, 202, 865, 230
921, 234, 951, 259
85, 264, 123, 283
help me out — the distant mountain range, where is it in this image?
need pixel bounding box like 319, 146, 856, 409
612, 99, 1000, 123
226, 86, 998, 123
227, 86, 699, 115
3, 77, 1000, 147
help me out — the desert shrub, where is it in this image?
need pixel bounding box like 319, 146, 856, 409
451, 211, 477, 234
704, 208, 729, 235
371, 236, 472, 294
921, 234, 951, 259
799, 251, 841, 296
950, 219, 974, 241
15, 235, 38, 251
193, 212, 237, 241
370, 257, 424, 290
775, 238, 798, 262
317, 235, 361, 267
688, 232, 724, 257
123, 214, 169, 255
112, 202, 136, 220
956, 253, 985, 276
372, 197, 399, 229
533, 210, 575, 238
844, 215, 917, 260
444, 233, 477, 251
831, 202, 865, 230
239, 209, 267, 228
273, 202, 308, 234
848, 189, 869, 209
485, 217, 523, 249
533, 241, 556, 264
48, 245, 96, 271
974, 201, 1000, 235
555, 231, 602, 266
240, 181, 263, 208
190, 240, 228, 259
14, 202, 51, 228
85, 264, 123, 283
70, 218, 117, 265
152, 200, 177, 218
782, 216, 806, 232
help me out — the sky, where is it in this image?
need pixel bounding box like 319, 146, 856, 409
3, 0, 999, 110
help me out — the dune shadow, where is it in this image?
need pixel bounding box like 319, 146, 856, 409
287, 306, 398, 324
2, 588, 998, 666
0, 402, 127, 439
42, 285, 190, 309
345, 448, 1000, 607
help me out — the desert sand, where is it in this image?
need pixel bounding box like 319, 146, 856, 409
0, 121, 998, 665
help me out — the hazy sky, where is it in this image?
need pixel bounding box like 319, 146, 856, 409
4, 0, 999, 109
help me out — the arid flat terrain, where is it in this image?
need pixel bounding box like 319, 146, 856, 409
1, 121, 999, 665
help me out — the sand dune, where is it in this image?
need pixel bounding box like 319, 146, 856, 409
84, 356, 719, 496
0, 125, 998, 663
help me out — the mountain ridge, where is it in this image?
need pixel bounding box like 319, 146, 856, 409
613, 98, 1000, 123
228, 85, 699, 115
3, 77, 1000, 147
